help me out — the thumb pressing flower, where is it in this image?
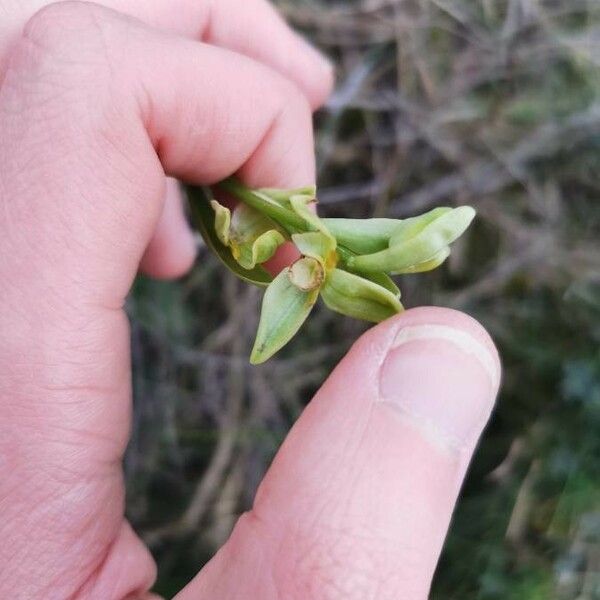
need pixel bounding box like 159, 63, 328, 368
187, 178, 475, 364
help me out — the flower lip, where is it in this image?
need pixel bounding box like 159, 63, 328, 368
288, 257, 324, 291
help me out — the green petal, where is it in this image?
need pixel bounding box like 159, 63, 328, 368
210, 200, 231, 246
250, 269, 319, 364
187, 186, 273, 287
290, 195, 335, 242
292, 232, 336, 264
388, 207, 453, 247
394, 246, 450, 274
214, 202, 286, 270
358, 271, 401, 296
235, 229, 286, 270
321, 268, 403, 323
348, 206, 475, 274
288, 257, 324, 291
322, 218, 401, 254
230, 203, 279, 243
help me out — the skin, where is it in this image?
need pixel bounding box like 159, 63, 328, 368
0, 2, 501, 599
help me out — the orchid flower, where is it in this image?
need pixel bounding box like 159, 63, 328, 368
187, 178, 475, 364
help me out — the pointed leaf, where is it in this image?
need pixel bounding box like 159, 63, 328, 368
322, 218, 401, 254
230, 203, 279, 242
348, 206, 475, 274
187, 186, 273, 287
321, 268, 403, 323
250, 269, 319, 364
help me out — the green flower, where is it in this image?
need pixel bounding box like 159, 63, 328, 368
186, 178, 476, 364
250, 195, 403, 363
210, 200, 285, 270
344, 206, 476, 275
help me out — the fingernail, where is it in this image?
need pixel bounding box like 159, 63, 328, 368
379, 324, 500, 451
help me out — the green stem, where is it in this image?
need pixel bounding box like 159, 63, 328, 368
217, 178, 365, 274
218, 177, 308, 235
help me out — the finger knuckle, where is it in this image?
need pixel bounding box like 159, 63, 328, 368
275, 77, 312, 125
14, 1, 117, 94
4, 1, 129, 137
23, 1, 98, 56
264, 76, 313, 180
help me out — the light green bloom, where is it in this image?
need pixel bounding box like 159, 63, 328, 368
347, 206, 475, 274
250, 195, 404, 363
250, 266, 320, 365
210, 200, 285, 270
321, 268, 403, 323
321, 218, 400, 254
187, 179, 476, 364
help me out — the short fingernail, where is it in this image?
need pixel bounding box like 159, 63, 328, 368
379, 324, 500, 451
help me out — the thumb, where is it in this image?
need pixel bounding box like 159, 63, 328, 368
177, 307, 501, 600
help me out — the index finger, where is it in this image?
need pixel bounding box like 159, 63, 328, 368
0, 0, 334, 109
0, 3, 319, 596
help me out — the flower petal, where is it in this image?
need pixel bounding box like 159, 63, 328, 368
236, 229, 286, 270
290, 195, 335, 242
230, 203, 280, 243
348, 206, 475, 274
187, 187, 272, 287
388, 207, 452, 247
210, 199, 231, 246
358, 271, 401, 296
288, 257, 324, 291
321, 268, 403, 323
292, 231, 336, 264
250, 269, 319, 364
393, 246, 451, 274
322, 218, 400, 254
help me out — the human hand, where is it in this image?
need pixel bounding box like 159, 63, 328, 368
0, 0, 333, 281
0, 2, 500, 599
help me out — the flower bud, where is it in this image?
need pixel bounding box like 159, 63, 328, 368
346, 206, 475, 274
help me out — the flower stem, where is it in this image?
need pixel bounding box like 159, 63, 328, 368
218, 177, 308, 235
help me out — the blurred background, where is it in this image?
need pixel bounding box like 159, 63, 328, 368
125, 1, 600, 597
